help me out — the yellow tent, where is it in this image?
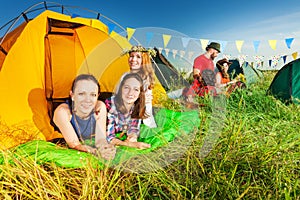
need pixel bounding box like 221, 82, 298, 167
0, 9, 166, 150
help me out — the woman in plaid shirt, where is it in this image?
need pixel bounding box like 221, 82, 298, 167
105, 73, 151, 149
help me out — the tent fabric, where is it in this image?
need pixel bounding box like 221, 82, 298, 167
0, 108, 200, 169
228, 59, 262, 85
0, 10, 167, 150
267, 58, 300, 104
152, 47, 189, 92
242, 62, 262, 85
228, 59, 244, 80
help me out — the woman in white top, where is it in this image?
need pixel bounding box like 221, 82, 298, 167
126, 45, 157, 128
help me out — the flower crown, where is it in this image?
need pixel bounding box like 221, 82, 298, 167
122, 45, 157, 57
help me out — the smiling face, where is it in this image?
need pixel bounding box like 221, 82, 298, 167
128, 51, 143, 73
121, 77, 141, 105
70, 79, 99, 118
223, 63, 229, 72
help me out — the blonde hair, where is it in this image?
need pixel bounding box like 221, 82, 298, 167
139, 52, 155, 90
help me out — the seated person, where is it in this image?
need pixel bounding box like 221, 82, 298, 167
53, 74, 116, 160
215, 58, 246, 94
183, 69, 217, 101
105, 73, 151, 149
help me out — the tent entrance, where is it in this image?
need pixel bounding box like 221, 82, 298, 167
44, 18, 87, 126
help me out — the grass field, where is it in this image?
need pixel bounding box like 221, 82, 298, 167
0, 71, 299, 199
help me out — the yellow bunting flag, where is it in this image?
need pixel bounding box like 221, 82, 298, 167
126, 27, 135, 41
200, 39, 209, 51
292, 52, 298, 60
268, 40, 277, 50
235, 40, 244, 53
162, 34, 171, 48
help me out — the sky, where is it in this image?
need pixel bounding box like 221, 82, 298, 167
1, 0, 300, 69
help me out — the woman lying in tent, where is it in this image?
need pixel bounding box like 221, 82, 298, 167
215, 58, 246, 95
53, 74, 116, 160
105, 73, 151, 149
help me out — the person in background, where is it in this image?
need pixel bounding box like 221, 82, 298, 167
183, 69, 217, 99
126, 45, 157, 128
53, 74, 116, 160
105, 73, 151, 149
185, 42, 221, 102
215, 58, 233, 88
215, 58, 245, 95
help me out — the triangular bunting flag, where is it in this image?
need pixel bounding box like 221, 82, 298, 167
172, 49, 178, 59
285, 38, 294, 49
146, 32, 154, 46
282, 55, 287, 64
200, 39, 209, 51
238, 54, 247, 64
164, 48, 170, 57
268, 40, 277, 50
158, 47, 163, 54
292, 52, 298, 60
179, 50, 185, 58
181, 37, 190, 49
219, 41, 227, 52
162, 34, 171, 48
71, 13, 81, 18
253, 41, 260, 53
224, 54, 231, 60
188, 51, 194, 60
235, 40, 244, 53
126, 27, 136, 41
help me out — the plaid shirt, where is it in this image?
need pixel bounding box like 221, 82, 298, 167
105, 96, 141, 142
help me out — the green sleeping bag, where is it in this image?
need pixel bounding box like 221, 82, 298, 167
0, 108, 200, 169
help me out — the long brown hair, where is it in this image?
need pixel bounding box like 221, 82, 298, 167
114, 73, 147, 119
216, 58, 231, 79
216, 63, 230, 79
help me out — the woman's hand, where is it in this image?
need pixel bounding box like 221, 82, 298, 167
96, 143, 116, 160
186, 95, 194, 103
126, 134, 138, 142
74, 144, 97, 154
127, 141, 151, 149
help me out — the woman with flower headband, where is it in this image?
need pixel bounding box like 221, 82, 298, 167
53, 74, 116, 160
105, 73, 151, 149
125, 45, 157, 128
